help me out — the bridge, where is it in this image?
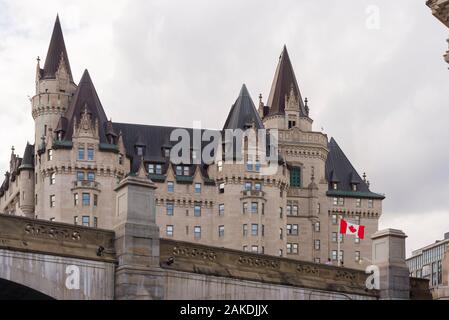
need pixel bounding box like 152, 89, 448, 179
0, 172, 431, 300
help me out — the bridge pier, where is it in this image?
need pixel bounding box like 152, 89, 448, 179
113, 166, 164, 300
372, 229, 410, 299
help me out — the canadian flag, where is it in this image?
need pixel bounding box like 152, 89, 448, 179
340, 219, 365, 239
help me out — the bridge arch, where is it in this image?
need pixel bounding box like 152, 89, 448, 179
0, 278, 54, 300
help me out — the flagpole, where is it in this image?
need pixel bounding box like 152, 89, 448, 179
337, 213, 341, 267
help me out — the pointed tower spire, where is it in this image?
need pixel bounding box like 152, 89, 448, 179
42, 15, 73, 81
223, 84, 264, 130
267, 46, 307, 117
63, 69, 109, 142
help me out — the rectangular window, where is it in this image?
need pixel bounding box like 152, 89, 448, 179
290, 167, 301, 187
292, 205, 298, 216
338, 198, 345, 206
333, 197, 338, 206
77, 171, 85, 181
183, 166, 189, 176
356, 198, 362, 207
251, 224, 258, 236
251, 245, 258, 253
47, 149, 53, 161
166, 202, 174, 216
251, 202, 258, 214
287, 243, 298, 254
315, 240, 321, 250
87, 148, 94, 161
82, 216, 90, 227
155, 164, 162, 175
332, 214, 338, 224
50, 172, 56, 185
218, 225, 224, 237
339, 250, 344, 263
87, 172, 95, 182
148, 164, 155, 173
119, 154, 123, 165
280, 228, 283, 240
254, 183, 261, 191
50, 195, 56, 208
78, 148, 85, 160
286, 205, 292, 216
82, 193, 90, 206
218, 204, 225, 216
332, 232, 338, 243
166, 225, 174, 237
194, 226, 201, 239
368, 199, 374, 208
176, 166, 182, 176
94, 194, 98, 207
243, 245, 248, 252
255, 161, 261, 172
219, 183, 225, 194
246, 161, 253, 171
93, 217, 98, 228
315, 222, 321, 232
244, 182, 252, 191
74, 216, 78, 225
332, 250, 338, 261
194, 203, 201, 217
355, 251, 361, 262
279, 249, 283, 257
261, 224, 265, 237
243, 224, 248, 236
74, 193, 78, 206
167, 181, 174, 193
195, 183, 201, 193
279, 207, 283, 218
243, 202, 248, 214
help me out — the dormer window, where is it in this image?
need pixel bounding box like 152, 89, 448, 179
352, 184, 357, 191
175, 165, 189, 176
136, 146, 144, 156
333, 183, 338, 190
148, 164, 162, 175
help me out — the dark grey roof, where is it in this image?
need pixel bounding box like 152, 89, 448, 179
325, 138, 370, 193
62, 70, 109, 143
223, 84, 264, 130
112, 122, 220, 177
267, 45, 307, 117
19, 143, 35, 170
42, 15, 73, 81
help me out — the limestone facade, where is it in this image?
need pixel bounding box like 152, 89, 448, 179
0, 16, 385, 271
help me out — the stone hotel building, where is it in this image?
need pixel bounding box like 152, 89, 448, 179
0, 16, 385, 270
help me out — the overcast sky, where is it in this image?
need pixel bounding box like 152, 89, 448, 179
0, 0, 448, 256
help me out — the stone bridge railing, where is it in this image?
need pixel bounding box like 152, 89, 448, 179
159, 238, 378, 298
0, 213, 116, 263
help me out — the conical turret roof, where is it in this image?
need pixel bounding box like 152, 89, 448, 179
42, 15, 73, 81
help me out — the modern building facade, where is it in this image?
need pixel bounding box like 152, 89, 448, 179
407, 232, 449, 299
0, 16, 385, 270
426, 0, 449, 65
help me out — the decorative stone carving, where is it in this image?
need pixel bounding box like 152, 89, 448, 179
238, 255, 280, 269
297, 264, 319, 275
24, 223, 81, 241
172, 246, 217, 261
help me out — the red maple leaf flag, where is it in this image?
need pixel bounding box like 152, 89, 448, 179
339, 219, 365, 239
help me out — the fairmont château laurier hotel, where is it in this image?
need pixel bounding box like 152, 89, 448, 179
0, 16, 385, 270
